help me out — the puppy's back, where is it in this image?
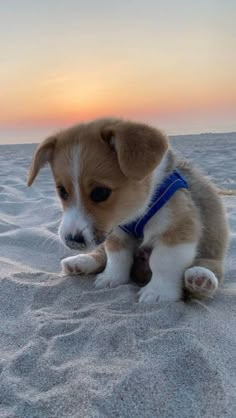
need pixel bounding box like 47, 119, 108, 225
176, 155, 229, 281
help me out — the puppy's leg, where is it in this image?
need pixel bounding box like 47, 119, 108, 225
139, 242, 197, 303
94, 234, 135, 289
61, 245, 106, 275
184, 182, 229, 298
184, 258, 223, 298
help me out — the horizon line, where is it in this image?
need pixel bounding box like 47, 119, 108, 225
1, 130, 236, 146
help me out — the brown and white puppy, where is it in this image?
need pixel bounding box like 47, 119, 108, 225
27, 118, 229, 302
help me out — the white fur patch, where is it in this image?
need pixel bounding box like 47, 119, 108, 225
184, 266, 218, 295
94, 247, 132, 289
61, 254, 100, 275
142, 203, 171, 247
58, 145, 93, 246
139, 242, 197, 303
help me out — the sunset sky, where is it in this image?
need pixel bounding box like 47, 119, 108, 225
0, 0, 235, 144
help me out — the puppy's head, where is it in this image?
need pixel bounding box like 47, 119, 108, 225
27, 118, 168, 250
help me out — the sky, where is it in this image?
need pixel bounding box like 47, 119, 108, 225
0, 0, 235, 144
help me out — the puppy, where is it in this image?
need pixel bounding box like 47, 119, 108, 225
27, 118, 229, 302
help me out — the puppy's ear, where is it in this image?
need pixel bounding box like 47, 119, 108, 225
27, 136, 57, 186
101, 121, 168, 180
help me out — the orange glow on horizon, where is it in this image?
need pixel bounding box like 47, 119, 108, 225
1, 94, 235, 130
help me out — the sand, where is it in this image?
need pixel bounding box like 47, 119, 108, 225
0, 134, 235, 418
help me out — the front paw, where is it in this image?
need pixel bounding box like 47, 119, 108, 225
138, 280, 182, 303
94, 270, 129, 289
61, 254, 97, 275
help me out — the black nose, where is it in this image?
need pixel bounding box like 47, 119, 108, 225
65, 233, 85, 246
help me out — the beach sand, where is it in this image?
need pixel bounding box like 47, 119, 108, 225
0, 134, 235, 418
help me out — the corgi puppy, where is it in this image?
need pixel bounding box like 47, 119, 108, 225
27, 118, 229, 302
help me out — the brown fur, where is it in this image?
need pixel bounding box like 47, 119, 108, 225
160, 190, 202, 246
90, 246, 107, 273
102, 121, 168, 180
27, 135, 57, 186
105, 236, 128, 252
27, 118, 229, 300
176, 160, 229, 284
28, 118, 168, 235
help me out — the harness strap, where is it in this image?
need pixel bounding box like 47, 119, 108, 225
119, 170, 188, 239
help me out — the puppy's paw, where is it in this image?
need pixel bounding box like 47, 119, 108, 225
138, 280, 182, 303
61, 254, 98, 275
138, 286, 159, 303
184, 266, 218, 296
94, 270, 129, 289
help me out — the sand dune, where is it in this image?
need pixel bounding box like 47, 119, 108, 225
0, 135, 235, 417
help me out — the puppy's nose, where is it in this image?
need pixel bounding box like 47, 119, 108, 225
73, 233, 86, 245
66, 233, 85, 245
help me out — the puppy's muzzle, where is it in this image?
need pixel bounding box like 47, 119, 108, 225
65, 233, 86, 250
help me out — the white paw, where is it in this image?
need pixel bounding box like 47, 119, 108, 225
138, 280, 182, 303
94, 270, 129, 289
61, 254, 97, 275
138, 286, 160, 303
184, 266, 218, 295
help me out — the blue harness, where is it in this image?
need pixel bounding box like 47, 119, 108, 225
119, 170, 188, 239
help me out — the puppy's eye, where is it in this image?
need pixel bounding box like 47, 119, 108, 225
57, 185, 68, 201
90, 187, 111, 203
